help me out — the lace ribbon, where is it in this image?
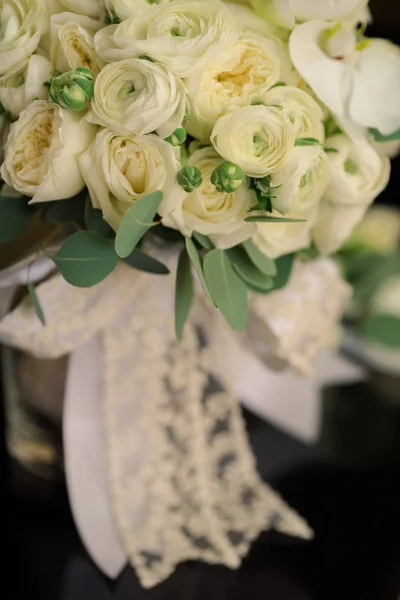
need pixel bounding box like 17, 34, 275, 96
0, 253, 350, 588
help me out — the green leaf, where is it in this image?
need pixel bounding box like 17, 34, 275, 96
0, 194, 33, 243
151, 224, 184, 242
115, 191, 163, 258
369, 127, 400, 142
324, 147, 339, 153
27, 281, 46, 326
245, 215, 306, 223
324, 116, 342, 138
193, 232, 214, 249
175, 248, 194, 340
85, 196, 114, 238
243, 240, 277, 276
123, 249, 169, 275
361, 314, 400, 348
203, 249, 248, 331
185, 237, 214, 304
42, 193, 86, 227
227, 247, 274, 293
52, 231, 118, 287
273, 254, 294, 291
294, 137, 320, 147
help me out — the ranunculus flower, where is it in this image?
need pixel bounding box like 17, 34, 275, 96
322, 134, 390, 207
0, 0, 48, 76
94, 0, 238, 78
59, 0, 103, 19
250, 0, 369, 29
0, 55, 53, 119
252, 206, 318, 259
88, 58, 187, 139
289, 22, 400, 136
211, 105, 295, 177
185, 32, 281, 140
160, 146, 255, 248
269, 145, 329, 214
312, 202, 368, 256
79, 129, 183, 232
50, 12, 104, 75
261, 85, 325, 141
105, 0, 176, 21
1, 100, 96, 203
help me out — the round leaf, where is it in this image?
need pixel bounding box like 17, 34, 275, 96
115, 191, 163, 258
52, 231, 118, 287
123, 249, 169, 275
227, 247, 274, 292
0, 195, 34, 243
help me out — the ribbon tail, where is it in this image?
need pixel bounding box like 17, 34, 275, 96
63, 336, 127, 578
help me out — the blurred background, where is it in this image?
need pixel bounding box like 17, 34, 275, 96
1, 1, 400, 599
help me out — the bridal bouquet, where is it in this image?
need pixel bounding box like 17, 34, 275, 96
0, 0, 399, 589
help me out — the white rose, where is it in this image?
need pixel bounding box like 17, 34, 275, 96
94, 0, 239, 78
290, 22, 400, 136
261, 85, 325, 141
211, 105, 295, 177
59, 0, 103, 19
1, 100, 96, 203
50, 12, 104, 75
323, 134, 390, 207
79, 129, 182, 232
185, 32, 281, 140
250, 0, 368, 29
269, 145, 329, 214
312, 202, 368, 256
88, 58, 187, 139
252, 206, 318, 259
0, 55, 53, 119
0, 0, 48, 76
160, 146, 255, 248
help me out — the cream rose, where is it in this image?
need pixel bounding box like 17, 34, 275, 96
252, 206, 318, 259
185, 32, 281, 140
88, 58, 187, 139
0, 55, 53, 119
0, 0, 48, 76
94, 0, 239, 78
50, 12, 104, 75
211, 105, 295, 177
79, 129, 183, 232
261, 85, 325, 141
1, 100, 96, 203
269, 145, 329, 214
59, 0, 103, 19
160, 146, 255, 248
323, 134, 390, 207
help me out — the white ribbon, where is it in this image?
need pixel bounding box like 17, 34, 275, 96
0, 253, 363, 587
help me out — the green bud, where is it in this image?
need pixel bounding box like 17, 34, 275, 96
210, 162, 244, 193
48, 67, 95, 111
165, 127, 187, 146
177, 165, 203, 193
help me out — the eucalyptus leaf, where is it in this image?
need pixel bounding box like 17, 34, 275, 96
273, 253, 294, 291
85, 196, 114, 238
0, 195, 34, 243
27, 281, 46, 326
115, 191, 163, 258
123, 249, 169, 275
243, 240, 277, 276
52, 231, 118, 287
193, 232, 214, 250
369, 127, 400, 142
175, 248, 194, 340
203, 250, 248, 331
361, 314, 400, 348
227, 247, 274, 293
151, 224, 184, 243
294, 137, 320, 146
185, 237, 214, 304
245, 216, 306, 223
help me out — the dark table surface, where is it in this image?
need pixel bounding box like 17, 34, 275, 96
2, 379, 400, 600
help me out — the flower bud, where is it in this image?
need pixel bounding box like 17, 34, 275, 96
177, 165, 203, 193
165, 127, 187, 146
210, 161, 244, 193
48, 67, 95, 111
